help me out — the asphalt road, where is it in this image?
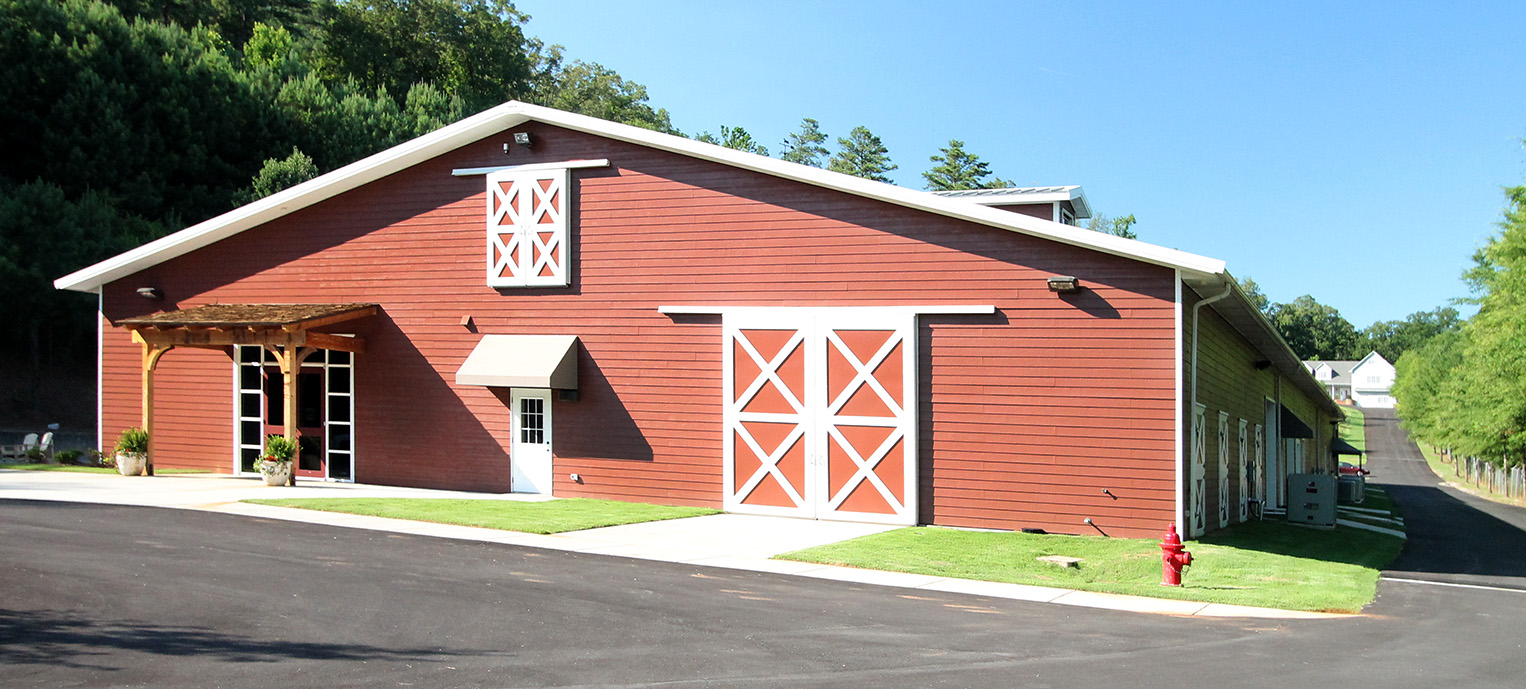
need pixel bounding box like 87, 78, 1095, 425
2, 413, 1524, 688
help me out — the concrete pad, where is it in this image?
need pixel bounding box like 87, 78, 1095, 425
1050, 590, 1209, 615
1195, 603, 1355, 619
797, 565, 945, 588
918, 578, 1073, 603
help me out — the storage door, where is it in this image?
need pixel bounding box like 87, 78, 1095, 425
724, 316, 812, 517
723, 310, 917, 525
819, 316, 916, 524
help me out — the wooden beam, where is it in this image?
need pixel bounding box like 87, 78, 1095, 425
299, 331, 365, 354
127, 326, 366, 353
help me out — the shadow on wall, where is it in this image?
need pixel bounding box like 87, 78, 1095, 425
1057, 289, 1122, 319
543, 350, 653, 462
353, 312, 514, 492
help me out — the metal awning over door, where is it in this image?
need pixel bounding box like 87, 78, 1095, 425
454, 334, 579, 389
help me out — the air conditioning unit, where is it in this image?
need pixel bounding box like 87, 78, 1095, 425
1286, 473, 1336, 529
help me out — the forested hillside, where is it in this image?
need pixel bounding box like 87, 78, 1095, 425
0, 0, 673, 422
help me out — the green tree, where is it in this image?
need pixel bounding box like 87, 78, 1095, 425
235, 147, 319, 203
1392, 330, 1465, 449
1088, 213, 1138, 239
696, 125, 768, 155
779, 117, 829, 167
313, 0, 534, 111
527, 45, 676, 133
1267, 295, 1360, 360
922, 139, 1010, 191
1235, 276, 1272, 314
1356, 306, 1462, 363
828, 125, 896, 182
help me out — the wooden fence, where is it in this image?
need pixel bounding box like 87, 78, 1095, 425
1440, 450, 1526, 500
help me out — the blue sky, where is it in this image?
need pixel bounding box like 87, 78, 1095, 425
517, 0, 1526, 327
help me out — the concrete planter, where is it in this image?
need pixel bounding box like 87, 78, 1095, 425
115, 452, 146, 477
259, 460, 292, 486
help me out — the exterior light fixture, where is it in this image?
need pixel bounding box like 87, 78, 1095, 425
513, 131, 533, 148
1046, 276, 1080, 293
1254, 360, 1273, 370
136, 287, 163, 300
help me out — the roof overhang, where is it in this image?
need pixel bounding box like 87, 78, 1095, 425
118, 303, 377, 353
1183, 273, 1343, 417
1330, 437, 1364, 455
1280, 404, 1316, 439
455, 334, 579, 390
54, 101, 1223, 294
932, 186, 1093, 220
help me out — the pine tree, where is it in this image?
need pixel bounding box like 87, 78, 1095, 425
828, 126, 896, 182
779, 117, 829, 167
696, 125, 768, 155
922, 139, 1007, 191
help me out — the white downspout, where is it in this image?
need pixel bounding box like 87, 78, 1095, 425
1190, 280, 1234, 411
1185, 279, 1233, 531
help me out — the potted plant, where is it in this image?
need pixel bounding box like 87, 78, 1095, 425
114, 427, 149, 476
259, 434, 296, 486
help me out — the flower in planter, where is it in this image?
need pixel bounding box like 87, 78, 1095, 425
262, 435, 296, 464
114, 428, 149, 455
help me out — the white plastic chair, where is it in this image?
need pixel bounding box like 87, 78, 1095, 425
38, 432, 54, 459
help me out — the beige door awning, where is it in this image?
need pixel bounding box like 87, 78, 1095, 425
455, 335, 579, 389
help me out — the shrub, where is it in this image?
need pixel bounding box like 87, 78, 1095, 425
263, 435, 297, 462
55, 449, 83, 465
114, 427, 149, 454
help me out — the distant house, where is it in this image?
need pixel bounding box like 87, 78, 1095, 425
1304, 352, 1396, 408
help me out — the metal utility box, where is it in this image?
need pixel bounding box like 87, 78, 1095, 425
1287, 473, 1337, 528
1337, 475, 1366, 504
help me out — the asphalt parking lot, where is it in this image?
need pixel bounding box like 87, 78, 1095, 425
2, 409, 1524, 687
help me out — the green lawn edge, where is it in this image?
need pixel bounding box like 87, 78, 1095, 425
1416, 444, 1526, 507
243, 497, 720, 534
1339, 405, 1366, 453
778, 519, 1404, 613
0, 464, 208, 475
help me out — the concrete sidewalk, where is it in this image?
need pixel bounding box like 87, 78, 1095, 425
0, 469, 1344, 620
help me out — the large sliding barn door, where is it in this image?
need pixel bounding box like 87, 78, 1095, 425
724, 311, 917, 525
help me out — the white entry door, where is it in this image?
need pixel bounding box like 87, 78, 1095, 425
510, 388, 553, 494
723, 310, 917, 525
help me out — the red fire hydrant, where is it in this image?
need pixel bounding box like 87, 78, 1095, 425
1160, 523, 1192, 587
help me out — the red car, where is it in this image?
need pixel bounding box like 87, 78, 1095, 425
1339, 461, 1370, 476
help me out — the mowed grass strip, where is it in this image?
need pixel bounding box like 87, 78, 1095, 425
244, 497, 719, 534
1340, 405, 1366, 453
779, 520, 1404, 613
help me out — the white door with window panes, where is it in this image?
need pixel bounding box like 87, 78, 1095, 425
510, 389, 554, 494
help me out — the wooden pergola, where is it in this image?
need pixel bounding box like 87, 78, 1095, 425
117, 303, 378, 479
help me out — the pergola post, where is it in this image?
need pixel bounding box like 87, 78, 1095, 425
140, 342, 171, 477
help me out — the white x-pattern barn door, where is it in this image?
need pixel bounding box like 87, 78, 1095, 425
724, 310, 917, 525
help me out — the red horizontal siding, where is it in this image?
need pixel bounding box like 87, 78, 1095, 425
101, 121, 1178, 537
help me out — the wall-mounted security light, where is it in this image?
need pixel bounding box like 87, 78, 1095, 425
513, 131, 533, 148
1046, 275, 1080, 293
1254, 360, 1273, 370
136, 287, 163, 300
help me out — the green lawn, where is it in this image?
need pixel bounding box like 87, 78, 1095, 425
1339, 405, 1366, 453
244, 497, 720, 534
779, 519, 1404, 613
0, 464, 207, 475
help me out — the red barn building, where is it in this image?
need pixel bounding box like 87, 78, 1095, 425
57, 102, 1340, 538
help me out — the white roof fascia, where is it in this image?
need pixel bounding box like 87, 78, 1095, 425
54, 104, 537, 292
57, 100, 1223, 293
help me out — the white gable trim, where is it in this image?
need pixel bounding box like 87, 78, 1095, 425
56, 101, 1225, 293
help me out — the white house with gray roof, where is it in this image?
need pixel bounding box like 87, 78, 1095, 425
1304, 351, 1396, 408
